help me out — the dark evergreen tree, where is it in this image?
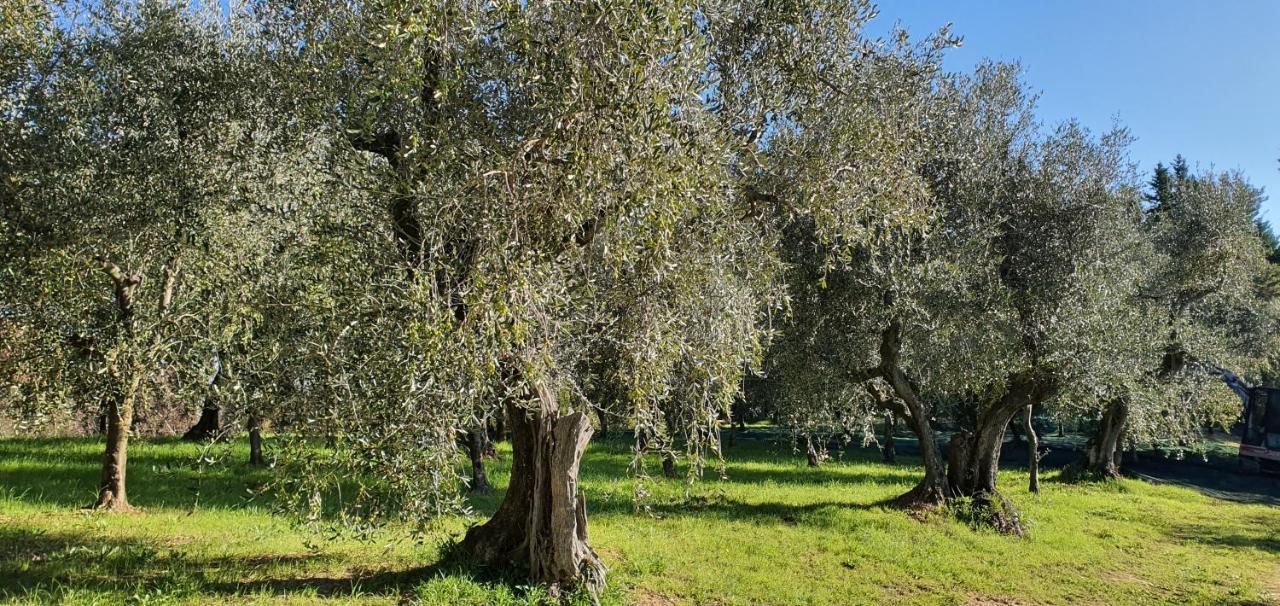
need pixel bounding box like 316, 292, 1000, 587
1172, 154, 1191, 182
1145, 162, 1173, 211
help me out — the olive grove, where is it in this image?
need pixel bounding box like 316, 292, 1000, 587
2, 0, 1278, 598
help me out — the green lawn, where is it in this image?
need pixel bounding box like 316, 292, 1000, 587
1, 435, 1278, 605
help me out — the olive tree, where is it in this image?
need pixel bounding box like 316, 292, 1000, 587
0, 1, 290, 509
246, 0, 973, 592
765, 61, 1037, 508
766, 57, 1161, 529
1078, 165, 1279, 476
247, 0, 805, 595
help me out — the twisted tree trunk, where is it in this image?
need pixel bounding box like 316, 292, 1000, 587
947, 370, 1056, 534
662, 451, 678, 477
184, 346, 222, 442
459, 384, 605, 597
660, 413, 678, 478
875, 319, 949, 508
594, 405, 609, 440
805, 435, 821, 468
491, 408, 506, 443
93, 395, 134, 511
1082, 399, 1127, 478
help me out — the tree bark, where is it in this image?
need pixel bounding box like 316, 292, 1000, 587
183, 351, 222, 442
248, 415, 265, 466
1022, 405, 1039, 494
662, 451, 678, 477
882, 412, 897, 464
1082, 399, 1127, 478
874, 319, 949, 508
660, 412, 677, 478
465, 427, 493, 494
459, 385, 605, 597
1007, 414, 1024, 447
491, 408, 506, 443
482, 429, 498, 461
91, 258, 141, 512
93, 395, 133, 511
947, 370, 1057, 534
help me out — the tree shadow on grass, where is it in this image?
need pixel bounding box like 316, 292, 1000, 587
1157, 512, 1280, 553
0, 525, 561, 603
0, 436, 931, 603
1, 436, 273, 510
712, 462, 919, 487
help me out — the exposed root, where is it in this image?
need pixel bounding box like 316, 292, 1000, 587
892, 480, 949, 511
88, 490, 135, 513
1059, 460, 1122, 483
969, 491, 1024, 536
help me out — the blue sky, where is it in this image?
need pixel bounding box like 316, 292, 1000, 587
872, 0, 1280, 223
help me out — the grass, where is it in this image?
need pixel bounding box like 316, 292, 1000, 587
1, 434, 1279, 605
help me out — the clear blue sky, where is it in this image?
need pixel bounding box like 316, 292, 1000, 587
872, 0, 1280, 223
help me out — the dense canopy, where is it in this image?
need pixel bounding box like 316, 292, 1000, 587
2, 0, 1277, 597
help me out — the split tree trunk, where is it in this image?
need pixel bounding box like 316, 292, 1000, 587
459, 385, 605, 597
1022, 405, 1039, 494
1082, 399, 1127, 478
465, 427, 493, 493
248, 415, 265, 466
947, 370, 1056, 534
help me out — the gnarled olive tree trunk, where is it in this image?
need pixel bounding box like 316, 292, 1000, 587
1081, 398, 1127, 478
182, 403, 220, 441
661, 413, 678, 478
93, 394, 134, 511
594, 404, 609, 440
459, 384, 605, 597
804, 435, 821, 468
947, 370, 1056, 534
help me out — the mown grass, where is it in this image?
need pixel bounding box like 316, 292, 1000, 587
1, 433, 1278, 605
